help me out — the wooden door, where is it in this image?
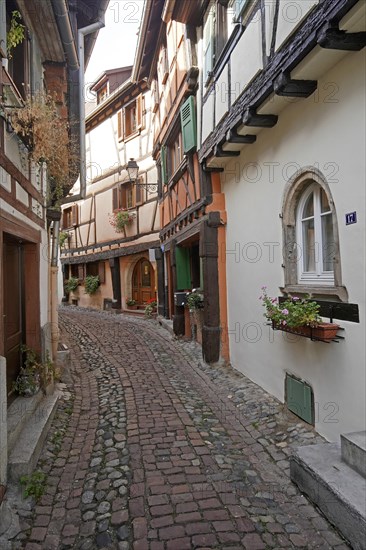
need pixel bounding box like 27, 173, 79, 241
3, 235, 24, 400
132, 259, 155, 304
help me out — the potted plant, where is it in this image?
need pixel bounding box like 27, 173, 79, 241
126, 298, 137, 310
186, 290, 204, 342
65, 275, 79, 294
260, 287, 339, 341
144, 298, 157, 318
84, 275, 100, 295
108, 209, 135, 233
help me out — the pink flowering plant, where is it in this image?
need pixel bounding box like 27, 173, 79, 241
109, 209, 135, 233
260, 287, 322, 328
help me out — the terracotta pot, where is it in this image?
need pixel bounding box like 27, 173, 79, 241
273, 322, 339, 342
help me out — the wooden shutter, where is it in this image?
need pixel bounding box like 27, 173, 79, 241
162, 47, 169, 84
180, 96, 197, 154
175, 247, 191, 290
112, 187, 119, 211
71, 205, 78, 226
135, 179, 143, 205
77, 264, 85, 281
120, 185, 127, 209
117, 110, 124, 140
98, 261, 106, 284
136, 94, 144, 130
151, 80, 159, 113
161, 146, 168, 185
203, 6, 215, 82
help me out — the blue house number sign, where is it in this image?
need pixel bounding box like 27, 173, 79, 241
345, 212, 357, 225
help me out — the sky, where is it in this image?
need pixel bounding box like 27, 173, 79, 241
85, 0, 145, 87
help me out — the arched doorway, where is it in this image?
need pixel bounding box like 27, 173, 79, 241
132, 259, 155, 304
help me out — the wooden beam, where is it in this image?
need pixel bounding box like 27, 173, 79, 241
274, 72, 317, 98
225, 129, 257, 144
242, 108, 278, 128
213, 145, 240, 158
318, 26, 366, 51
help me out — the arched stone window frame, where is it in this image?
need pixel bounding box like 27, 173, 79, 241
281, 167, 348, 302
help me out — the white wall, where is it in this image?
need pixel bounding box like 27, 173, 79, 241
223, 50, 365, 441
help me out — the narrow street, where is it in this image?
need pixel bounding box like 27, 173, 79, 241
19, 309, 348, 550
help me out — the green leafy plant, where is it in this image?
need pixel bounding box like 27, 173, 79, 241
186, 290, 204, 311
126, 298, 137, 306
20, 470, 47, 502
65, 275, 79, 293
84, 275, 100, 295
260, 287, 322, 328
109, 208, 135, 233
144, 299, 157, 318
7, 10, 25, 58
59, 231, 69, 249
13, 345, 41, 396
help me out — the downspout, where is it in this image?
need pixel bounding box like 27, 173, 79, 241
62, 18, 105, 204
50, 218, 60, 361
50, 0, 79, 70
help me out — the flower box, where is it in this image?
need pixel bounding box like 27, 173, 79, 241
273, 321, 340, 342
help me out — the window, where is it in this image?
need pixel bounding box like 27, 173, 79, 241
112, 180, 144, 211
282, 170, 346, 300
97, 84, 108, 104
6, 3, 30, 99
62, 205, 78, 228
117, 94, 144, 141
203, 1, 230, 84
168, 131, 183, 177
296, 184, 334, 284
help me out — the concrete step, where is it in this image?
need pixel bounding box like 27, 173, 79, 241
7, 392, 43, 454
341, 431, 366, 478
291, 443, 366, 550
8, 390, 60, 481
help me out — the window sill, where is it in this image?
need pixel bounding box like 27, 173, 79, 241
280, 285, 349, 303
167, 158, 188, 188
124, 130, 141, 143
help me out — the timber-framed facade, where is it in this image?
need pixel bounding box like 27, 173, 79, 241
60, 68, 160, 312
133, 0, 229, 364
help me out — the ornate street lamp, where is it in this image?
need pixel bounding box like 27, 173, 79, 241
126, 158, 158, 194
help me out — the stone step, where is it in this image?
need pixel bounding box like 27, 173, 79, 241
7, 392, 43, 454
8, 391, 60, 481
291, 443, 366, 550
341, 431, 366, 478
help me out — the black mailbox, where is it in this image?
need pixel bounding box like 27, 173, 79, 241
174, 292, 187, 307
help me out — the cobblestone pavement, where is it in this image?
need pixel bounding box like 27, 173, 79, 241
12, 308, 349, 549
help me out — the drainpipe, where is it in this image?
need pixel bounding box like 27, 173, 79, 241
50, 218, 61, 361
50, 0, 79, 70
62, 18, 105, 204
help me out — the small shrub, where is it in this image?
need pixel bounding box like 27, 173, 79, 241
65, 276, 79, 293
84, 275, 100, 295
20, 470, 47, 502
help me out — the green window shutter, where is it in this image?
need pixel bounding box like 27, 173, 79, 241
175, 247, 191, 290
203, 6, 215, 81
161, 145, 168, 185
180, 96, 197, 154
286, 375, 313, 424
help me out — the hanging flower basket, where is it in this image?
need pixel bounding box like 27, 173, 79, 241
108, 209, 135, 233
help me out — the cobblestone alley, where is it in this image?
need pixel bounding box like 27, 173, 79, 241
14, 309, 349, 549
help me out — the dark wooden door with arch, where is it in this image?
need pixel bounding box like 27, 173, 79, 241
132, 258, 155, 304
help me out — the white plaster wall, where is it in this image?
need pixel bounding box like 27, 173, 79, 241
215, 65, 230, 125
223, 51, 366, 442
88, 118, 119, 176
230, 13, 263, 98
275, 0, 318, 51
201, 89, 215, 143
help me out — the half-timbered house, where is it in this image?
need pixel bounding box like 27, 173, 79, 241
60, 67, 160, 312
0, 0, 107, 512
133, 0, 229, 364
196, 0, 365, 443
